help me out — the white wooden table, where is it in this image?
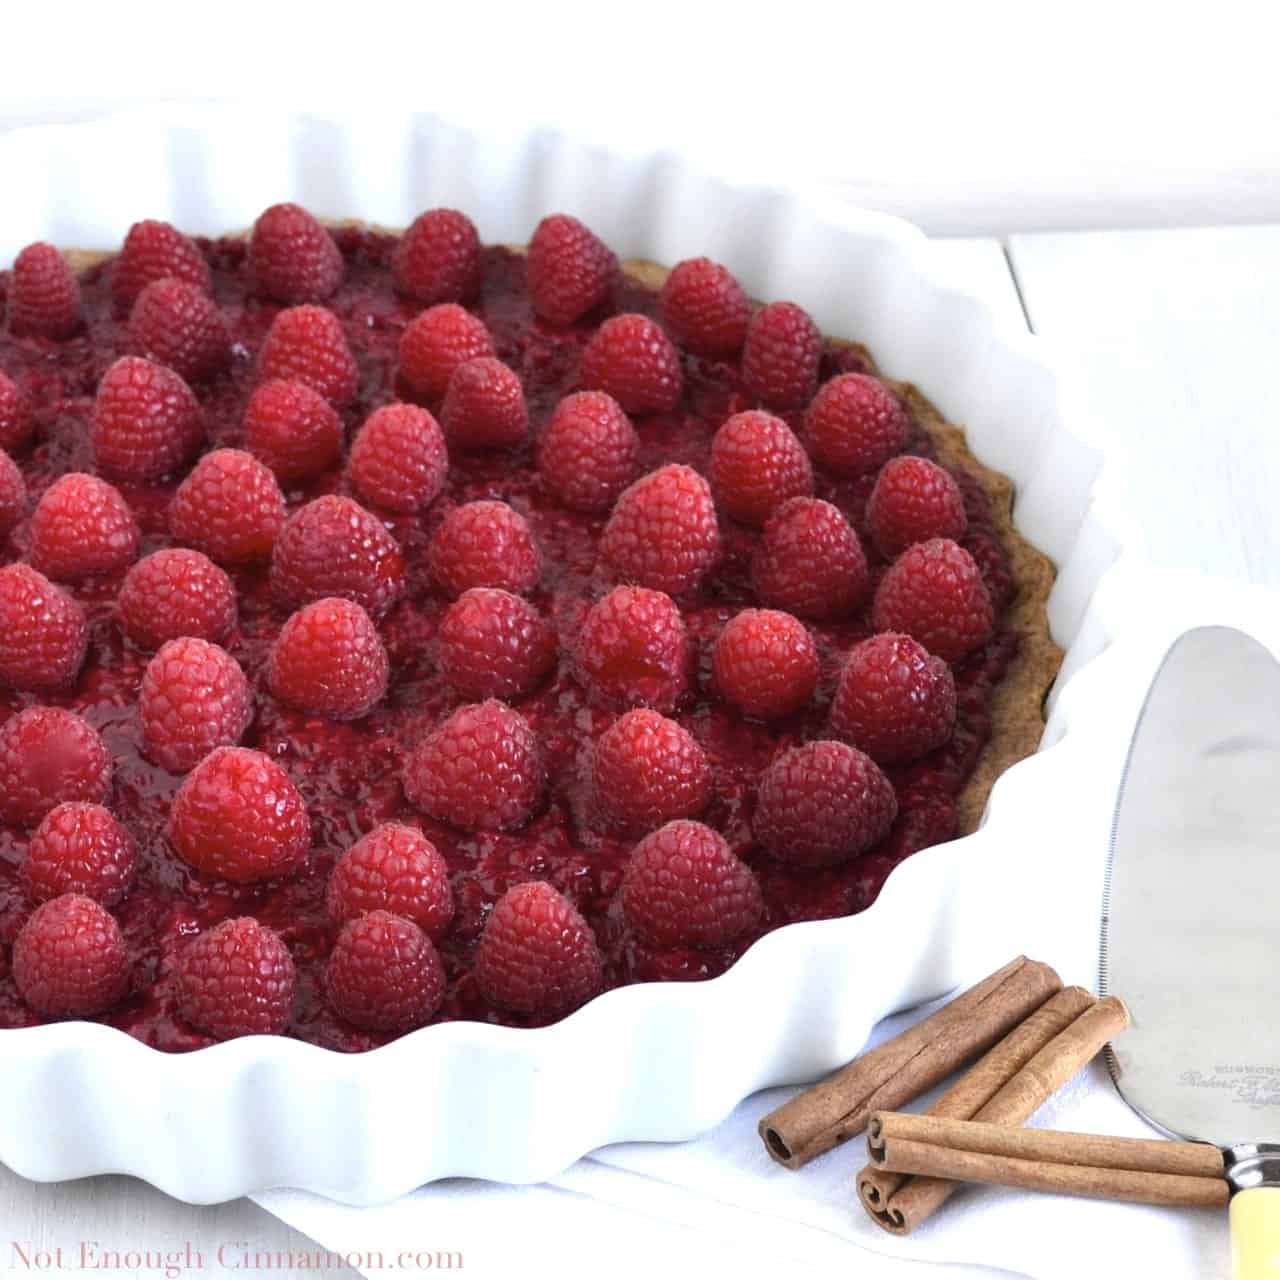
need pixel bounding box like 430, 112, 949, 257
5, 224, 1278, 1278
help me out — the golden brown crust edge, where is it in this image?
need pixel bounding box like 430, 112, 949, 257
60, 241, 1061, 838
903, 387, 1061, 833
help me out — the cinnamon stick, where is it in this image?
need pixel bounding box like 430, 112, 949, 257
858, 984, 1095, 1214
861, 994, 1131, 1233
759, 956, 1061, 1169
866, 1113, 1227, 1210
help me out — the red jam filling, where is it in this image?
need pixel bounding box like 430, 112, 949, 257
0, 229, 1018, 1051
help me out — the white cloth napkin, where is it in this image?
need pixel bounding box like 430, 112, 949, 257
254, 1015, 1226, 1280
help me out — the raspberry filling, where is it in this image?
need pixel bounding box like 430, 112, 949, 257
0, 228, 1018, 1051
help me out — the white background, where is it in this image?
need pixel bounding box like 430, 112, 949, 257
3, 0, 1279, 235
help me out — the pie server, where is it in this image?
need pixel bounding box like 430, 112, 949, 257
1103, 625, 1280, 1278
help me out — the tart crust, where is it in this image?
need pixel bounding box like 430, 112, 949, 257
58, 239, 1060, 840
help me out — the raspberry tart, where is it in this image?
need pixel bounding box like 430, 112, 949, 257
0, 207, 1057, 1052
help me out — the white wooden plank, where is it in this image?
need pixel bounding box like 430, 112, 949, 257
930, 237, 1029, 334
1009, 225, 1280, 586
820, 170, 1280, 237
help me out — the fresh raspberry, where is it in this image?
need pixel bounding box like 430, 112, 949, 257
268, 597, 389, 721
872, 537, 994, 663
438, 588, 557, 701
579, 313, 682, 414
621, 820, 762, 948
139, 638, 253, 773
30, 473, 140, 581
658, 257, 751, 356
169, 747, 309, 882
128, 277, 229, 382
0, 370, 33, 452
0, 565, 87, 691
326, 910, 445, 1033
12, 894, 129, 1017
752, 497, 869, 620
440, 357, 528, 450
754, 740, 897, 868
326, 823, 454, 940
599, 464, 720, 596
169, 448, 286, 566
256, 306, 358, 407
22, 803, 137, 907
0, 707, 110, 826
526, 213, 618, 326
397, 303, 494, 400
393, 208, 482, 304
403, 700, 544, 832
427, 500, 540, 597
271, 495, 406, 617
474, 880, 602, 1017
348, 402, 449, 513
92, 355, 204, 480
117, 548, 237, 651
806, 373, 910, 477
592, 708, 711, 833
175, 917, 296, 1040
711, 609, 819, 720
7, 242, 82, 339
831, 632, 957, 763
248, 203, 343, 303
0, 448, 26, 539
741, 301, 821, 410
575, 585, 687, 712
537, 390, 639, 513
708, 410, 813, 527
243, 379, 344, 483
866, 455, 968, 558
111, 220, 212, 310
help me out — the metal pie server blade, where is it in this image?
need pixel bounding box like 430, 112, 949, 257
1103, 626, 1280, 1277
